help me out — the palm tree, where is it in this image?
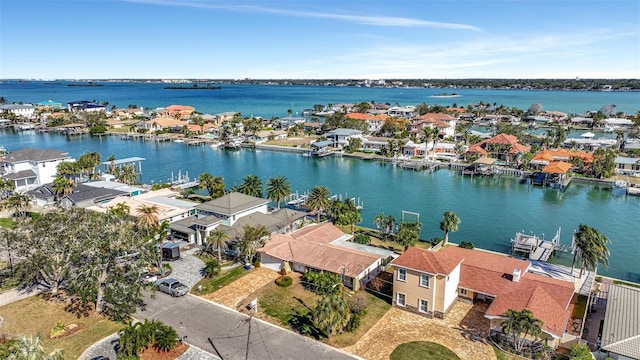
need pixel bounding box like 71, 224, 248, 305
500, 308, 544, 353
117, 163, 138, 185
397, 221, 421, 250
1, 193, 31, 219
266, 176, 291, 210
198, 172, 225, 198
52, 175, 73, 201
203, 228, 230, 262
306, 186, 330, 222
136, 204, 159, 234
7, 335, 63, 360
237, 174, 263, 197
107, 155, 116, 174
109, 202, 131, 218
440, 211, 461, 245
312, 292, 351, 337
422, 126, 440, 161
572, 224, 610, 277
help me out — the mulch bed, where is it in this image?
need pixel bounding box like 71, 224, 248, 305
49, 323, 85, 339
140, 342, 189, 360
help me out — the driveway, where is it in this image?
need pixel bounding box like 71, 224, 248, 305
345, 302, 496, 360
136, 292, 358, 360
167, 247, 206, 289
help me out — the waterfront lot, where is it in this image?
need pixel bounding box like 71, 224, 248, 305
0, 295, 122, 360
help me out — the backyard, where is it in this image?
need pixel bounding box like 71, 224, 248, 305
0, 295, 123, 359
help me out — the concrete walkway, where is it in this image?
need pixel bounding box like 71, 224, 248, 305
0, 285, 43, 307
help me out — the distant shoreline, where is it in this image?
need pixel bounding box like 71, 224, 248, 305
163, 85, 222, 90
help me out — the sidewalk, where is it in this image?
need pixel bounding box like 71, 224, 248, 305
0, 285, 43, 307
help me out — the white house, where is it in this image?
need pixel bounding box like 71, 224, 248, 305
387, 105, 416, 118
0, 104, 36, 118
324, 128, 363, 149
0, 148, 73, 193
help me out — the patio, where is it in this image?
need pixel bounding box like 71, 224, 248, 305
345, 301, 496, 360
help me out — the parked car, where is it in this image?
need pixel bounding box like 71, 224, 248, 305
141, 272, 158, 283
156, 278, 189, 297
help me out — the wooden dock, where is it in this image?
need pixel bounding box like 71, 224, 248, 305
511, 228, 564, 262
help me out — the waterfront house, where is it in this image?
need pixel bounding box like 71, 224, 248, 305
113, 107, 145, 119
345, 113, 390, 133
35, 100, 63, 110
324, 128, 363, 149
433, 142, 463, 161
0, 148, 73, 193
139, 116, 186, 132
391, 246, 575, 348
530, 149, 594, 170
604, 118, 634, 131
387, 105, 416, 118
258, 223, 386, 290
361, 136, 390, 153
410, 112, 457, 138
402, 141, 428, 158
250, 130, 288, 143
59, 183, 128, 209
597, 284, 640, 360
0, 104, 36, 119
569, 117, 594, 126
168, 192, 308, 245
614, 156, 640, 177
67, 101, 106, 113
164, 105, 195, 118
465, 133, 530, 165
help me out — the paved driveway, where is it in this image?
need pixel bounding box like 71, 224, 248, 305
137, 292, 359, 360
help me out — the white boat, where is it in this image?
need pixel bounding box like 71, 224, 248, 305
603, 126, 615, 133
611, 180, 628, 195
210, 142, 223, 149
173, 139, 185, 143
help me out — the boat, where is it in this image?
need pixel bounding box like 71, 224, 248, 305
611, 180, 628, 195
173, 139, 185, 143
603, 126, 615, 133
210, 141, 223, 149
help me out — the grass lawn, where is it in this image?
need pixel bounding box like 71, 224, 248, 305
390, 341, 461, 360
493, 345, 522, 360
254, 274, 391, 348
192, 266, 248, 295
0, 218, 15, 228
0, 295, 123, 360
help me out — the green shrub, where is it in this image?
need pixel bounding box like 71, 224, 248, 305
275, 275, 292, 287
346, 312, 362, 332
353, 233, 371, 244
459, 241, 474, 249
203, 259, 221, 278
595, 276, 603, 282
154, 324, 179, 352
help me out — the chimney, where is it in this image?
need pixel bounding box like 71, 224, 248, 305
513, 268, 521, 282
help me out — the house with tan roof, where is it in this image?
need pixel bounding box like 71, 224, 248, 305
465, 133, 530, 165
164, 105, 195, 118
139, 116, 186, 132
530, 149, 594, 170
410, 112, 457, 138
345, 113, 390, 133
391, 246, 575, 348
258, 223, 386, 290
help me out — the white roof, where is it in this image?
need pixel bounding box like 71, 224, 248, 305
580, 132, 595, 138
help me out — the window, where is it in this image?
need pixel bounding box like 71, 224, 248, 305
397, 268, 406, 282
418, 299, 429, 313
420, 273, 430, 287
459, 288, 468, 296
396, 292, 406, 307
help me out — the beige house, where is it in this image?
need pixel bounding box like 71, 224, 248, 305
258, 223, 386, 290
392, 246, 575, 347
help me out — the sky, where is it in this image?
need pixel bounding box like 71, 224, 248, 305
1, 0, 639, 79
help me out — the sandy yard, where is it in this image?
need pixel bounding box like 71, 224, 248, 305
345, 302, 496, 360
201, 266, 279, 309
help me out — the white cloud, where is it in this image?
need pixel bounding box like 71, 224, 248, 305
124, 0, 480, 30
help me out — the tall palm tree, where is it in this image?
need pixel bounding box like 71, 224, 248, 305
312, 292, 351, 337
1, 193, 31, 219
237, 174, 263, 198
7, 334, 64, 360
500, 308, 544, 353
52, 175, 73, 201
440, 211, 461, 245
572, 224, 610, 277
306, 186, 330, 222
117, 164, 138, 185
422, 126, 440, 161
107, 154, 116, 174
266, 176, 291, 210
136, 204, 160, 234
199, 172, 225, 198
109, 202, 131, 218
203, 228, 230, 262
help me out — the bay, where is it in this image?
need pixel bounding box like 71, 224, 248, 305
1, 81, 639, 118
1, 129, 639, 282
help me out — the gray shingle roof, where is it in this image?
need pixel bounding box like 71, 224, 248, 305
62, 183, 128, 205
195, 192, 268, 216
601, 284, 640, 359
3, 148, 70, 163
2, 169, 37, 180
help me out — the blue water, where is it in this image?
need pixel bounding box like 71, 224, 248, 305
1, 81, 639, 117
1, 129, 639, 281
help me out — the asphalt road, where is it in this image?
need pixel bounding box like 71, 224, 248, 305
136, 292, 359, 360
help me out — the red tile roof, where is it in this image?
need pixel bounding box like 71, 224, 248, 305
467, 134, 531, 154
415, 113, 455, 122
397, 246, 574, 338
440, 246, 573, 338
542, 161, 572, 174
392, 247, 463, 275
532, 149, 594, 164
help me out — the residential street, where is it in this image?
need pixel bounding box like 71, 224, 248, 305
136, 292, 359, 360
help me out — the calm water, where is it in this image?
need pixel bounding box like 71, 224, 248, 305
1, 81, 639, 117
1, 130, 639, 281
